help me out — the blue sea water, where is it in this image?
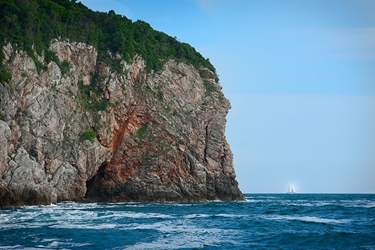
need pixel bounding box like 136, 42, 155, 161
1, 194, 374, 249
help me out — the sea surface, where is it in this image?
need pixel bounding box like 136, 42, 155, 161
1, 194, 374, 249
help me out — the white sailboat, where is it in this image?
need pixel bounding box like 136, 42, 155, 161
287, 180, 296, 194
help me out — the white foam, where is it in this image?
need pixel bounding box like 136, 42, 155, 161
126, 239, 204, 249
245, 199, 260, 203
124, 211, 173, 219
166, 203, 194, 207
47, 241, 60, 247
264, 215, 351, 224
282, 201, 334, 207
125, 220, 225, 237
363, 201, 375, 208
216, 213, 244, 218
98, 211, 173, 219
209, 199, 223, 203
125, 226, 229, 250
2, 247, 51, 250
183, 213, 244, 219
50, 223, 118, 230
129, 221, 199, 233
341, 200, 375, 208
183, 214, 210, 219
38, 239, 91, 249
0, 245, 23, 249
0, 214, 10, 222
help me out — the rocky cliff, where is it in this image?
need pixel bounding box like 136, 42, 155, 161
0, 39, 243, 207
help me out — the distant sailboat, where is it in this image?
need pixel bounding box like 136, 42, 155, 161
287, 180, 296, 194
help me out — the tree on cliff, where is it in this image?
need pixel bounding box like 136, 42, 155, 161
0, 0, 215, 77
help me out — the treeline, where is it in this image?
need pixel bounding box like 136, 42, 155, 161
0, 0, 215, 80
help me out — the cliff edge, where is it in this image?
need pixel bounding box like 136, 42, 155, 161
0, 1, 243, 207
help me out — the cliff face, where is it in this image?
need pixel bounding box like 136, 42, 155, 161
0, 39, 243, 207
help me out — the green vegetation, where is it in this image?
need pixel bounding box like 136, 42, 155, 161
0, 67, 12, 83
0, 50, 11, 83
60, 60, 70, 74
136, 124, 148, 140
43, 136, 56, 144
80, 130, 96, 143
78, 78, 109, 112
0, 0, 215, 74
157, 138, 173, 150
0, 112, 5, 121
44, 48, 71, 75
62, 139, 73, 147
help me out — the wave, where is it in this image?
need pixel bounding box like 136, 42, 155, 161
183, 213, 244, 219
0, 240, 93, 250
245, 199, 261, 203
2, 194, 373, 249
263, 215, 351, 224
125, 222, 230, 250
94, 211, 173, 219
50, 223, 119, 230
0, 209, 174, 230
340, 200, 375, 208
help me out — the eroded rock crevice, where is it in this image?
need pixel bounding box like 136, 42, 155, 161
85, 162, 107, 200
0, 39, 243, 207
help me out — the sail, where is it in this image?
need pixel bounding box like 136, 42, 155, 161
287, 180, 296, 194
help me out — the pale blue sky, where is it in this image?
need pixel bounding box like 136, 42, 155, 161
80, 0, 375, 193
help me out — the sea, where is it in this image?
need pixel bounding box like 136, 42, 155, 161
1, 194, 374, 250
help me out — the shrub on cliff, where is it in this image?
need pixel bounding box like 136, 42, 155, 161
0, 52, 11, 83
80, 130, 96, 143
0, 0, 215, 73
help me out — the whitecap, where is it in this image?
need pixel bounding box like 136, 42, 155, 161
284, 201, 334, 207
127, 241, 204, 249
0, 245, 23, 249
209, 199, 223, 203
46, 241, 60, 248
263, 215, 351, 224
183, 214, 210, 219
363, 201, 375, 208
245, 199, 260, 203
129, 221, 199, 233
126, 239, 204, 250
182, 213, 243, 219
103, 211, 173, 219
340, 200, 375, 208
125, 226, 229, 250
216, 213, 245, 218
0, 214, 10, 222
49, 222, 118, 230
167, 203, 194, 207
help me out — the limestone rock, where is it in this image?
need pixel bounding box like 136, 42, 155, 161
0, 40, 243, 207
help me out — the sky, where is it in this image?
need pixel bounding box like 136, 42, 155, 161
80, 0, 375, 193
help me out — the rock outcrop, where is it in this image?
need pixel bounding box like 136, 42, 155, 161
0, 39, 243, 207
